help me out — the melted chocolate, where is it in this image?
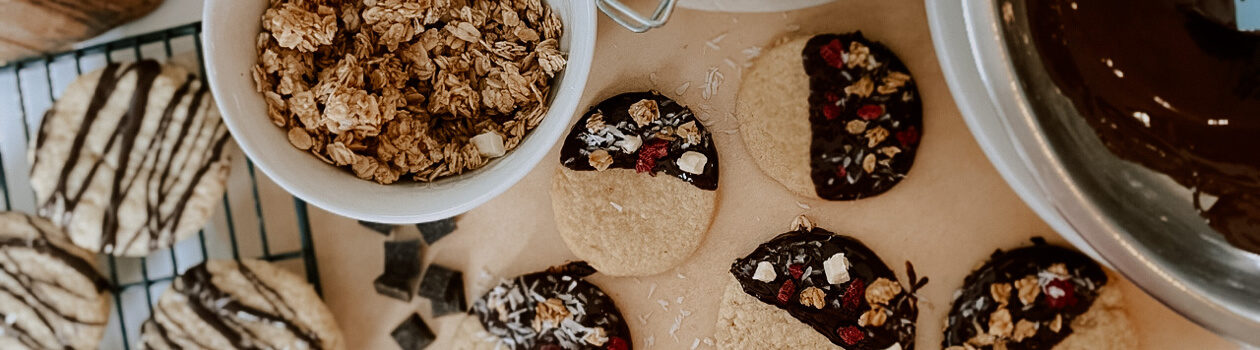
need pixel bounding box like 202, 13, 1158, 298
802, 33, 923, 200
0, 213, 110, 349
1026, 0, 1260, 251
471, 262, 631, 350
142, 261, 323, 349
942, 239, 1108, 350
559, 91, 718, 191
731, 227, 923, 349
33, 60, 230, 255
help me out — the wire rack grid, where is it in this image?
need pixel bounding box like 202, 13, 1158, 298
0, 22, 323, 349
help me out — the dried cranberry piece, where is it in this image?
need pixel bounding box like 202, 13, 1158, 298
776, 280, 797, 304
842, 278, 866, 310
836, 165, 847, 179
635, 139, 670, 174
1045, 278, 1078, 309
837, 326, 865, 345
896, 126, 920, 147
788, 264, 805, 279
820, 39, 846, 69
857, 104, 883, 120
823, 104, 842, 120
606, 337, 629, 350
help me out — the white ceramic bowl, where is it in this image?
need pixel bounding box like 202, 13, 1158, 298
203, 1, 596, 223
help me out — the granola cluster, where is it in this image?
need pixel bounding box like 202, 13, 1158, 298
253, 0, 567, 184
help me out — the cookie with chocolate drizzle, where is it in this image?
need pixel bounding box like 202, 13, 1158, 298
138, 259, 345, 350
943, 238, 1136, 350
470, 262, 631, 350
738, 33, 922, 201
716, 216, 925, 349
29, 60, 231, 257
0, 212, 111, 350
552, 91, 718, 276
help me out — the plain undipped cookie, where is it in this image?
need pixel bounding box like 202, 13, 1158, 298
942, 240, 1137, 350
29, 60, 231, 257
737, 33, 922, 200
0, 212, 111, 350
138, 259, 344, 350
553, 91, 718, 276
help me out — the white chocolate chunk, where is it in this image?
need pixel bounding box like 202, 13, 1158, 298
752, 261, 777, 282
471, 131, 506, 157
617, 134, 642, 153
885, 343, 902, 350
676, 151, 708, 174
824, 253, 851, 285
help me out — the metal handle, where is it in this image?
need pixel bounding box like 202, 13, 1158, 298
595, 0, 678, 33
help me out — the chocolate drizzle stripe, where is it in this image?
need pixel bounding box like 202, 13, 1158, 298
144, 262, 323, 350
33, 60, 230, 255
0, 214, 111, 349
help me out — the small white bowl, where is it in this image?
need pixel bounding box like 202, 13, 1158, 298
203, 1, 596, 223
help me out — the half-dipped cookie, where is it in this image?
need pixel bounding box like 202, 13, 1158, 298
0, 212, 111, 350
738, 33, 922, 200
716, 217, 925, 349
552, 91, 718, 276
139, 259, 344, 350
30, 60, 231, 256
470, 262, 631, 349
942, 239, 1136, 350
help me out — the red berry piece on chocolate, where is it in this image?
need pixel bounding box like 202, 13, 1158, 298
837, 326, 865, 345
820, 39, 846, 69
896, 126, 920, 147
823, 104, 842, 120
788, 264, 805, 279
836, 165, 847, 178
777, 280, 797, 304
857, 104, 883, 120
606, 337, 629, 350
842, 278, 866, 310
1044, 278, 1077, 309
635, 139, 670, 174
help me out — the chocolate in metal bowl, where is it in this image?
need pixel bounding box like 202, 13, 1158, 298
928, 0, 1260, 345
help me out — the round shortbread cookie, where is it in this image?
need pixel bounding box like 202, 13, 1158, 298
942, 240, 1137, 350
138, 259, 344, 350
470, 262, 631, 349
0, 212, 111, 350
552, 91, 719, 276
30, 60, 231, 257
737, 33, 922, 200
715, 217, 923, 349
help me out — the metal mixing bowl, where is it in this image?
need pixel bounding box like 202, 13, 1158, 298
927, 0, 1260, 345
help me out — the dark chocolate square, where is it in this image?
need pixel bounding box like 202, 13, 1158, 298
391, 313, 435, 350
418, 264, 457, 300
430, 270, 466, 317
374, 240, 422, 301
359, 220, 396, 235
415, 218, 457, 244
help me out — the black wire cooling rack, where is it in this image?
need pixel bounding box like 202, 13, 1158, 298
0, 22, 322, 349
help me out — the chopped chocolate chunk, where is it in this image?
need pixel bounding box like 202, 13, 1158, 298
374, 239, 423, 301
359, 220, 396, 235
391, 313, 436, 350
430, 270, 466, 317
803, 33, 923, 200
942, 238, 1108, 350
559, 91, 719, 191
415, 218, 457, 244
731, 226, 922, 349
471, 264, 632, 349
418, 263, 459, 301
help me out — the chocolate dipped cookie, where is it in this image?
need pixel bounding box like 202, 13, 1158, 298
738, 33, 922, 200
943, 239, 1136, 350
552, 91, 718, 276
716, 217, 925, 349
469, 262, 631, 350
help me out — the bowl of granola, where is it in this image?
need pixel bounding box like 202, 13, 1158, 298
203, 0, 595, 223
